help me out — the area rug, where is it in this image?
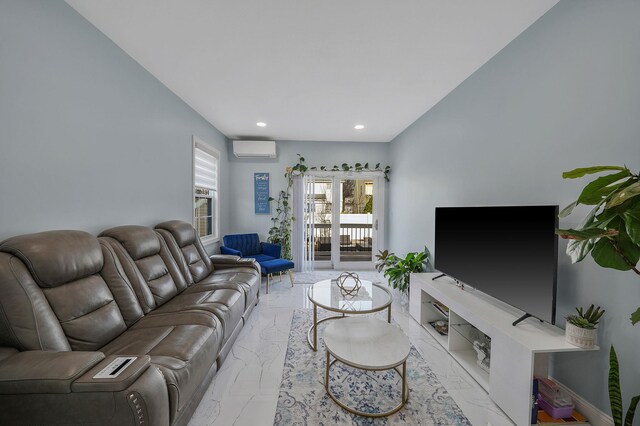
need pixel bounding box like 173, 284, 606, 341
293, 270, 384, 285
274, 309, 471, 425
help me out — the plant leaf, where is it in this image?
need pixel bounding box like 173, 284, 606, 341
609, 346, 623, 426
559, 201, 578, 218
577, 171, 632, 205
607, 181, 640, 208
591, 238, 633, 271
624, 395, 640, 426
622, 208, 640, 245
631, 307, 640, 326
563, 166, 627, 179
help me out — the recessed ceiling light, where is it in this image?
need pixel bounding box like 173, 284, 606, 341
354, 124, 365, 130
256, 122, 267, 127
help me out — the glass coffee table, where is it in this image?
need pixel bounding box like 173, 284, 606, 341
307, 278, 393, 351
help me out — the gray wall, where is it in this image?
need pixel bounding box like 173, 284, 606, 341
227, 140, 390, 241
0, 0, 230, 247
388, 0, 640, 416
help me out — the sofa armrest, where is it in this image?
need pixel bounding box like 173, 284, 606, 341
220, 246, 242, 257
210, 254, 261, 274
0, 352, 170, 426
0, 350, 105, 394
261, 242, 282, 258
72, 355, 151, 393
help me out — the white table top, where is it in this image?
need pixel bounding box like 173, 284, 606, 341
308, 279, 392, 313
324, 317, 410, 370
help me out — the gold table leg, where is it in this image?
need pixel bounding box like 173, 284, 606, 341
313, 304, 317, 351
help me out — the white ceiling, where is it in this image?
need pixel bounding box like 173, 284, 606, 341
66, 0, 558, 142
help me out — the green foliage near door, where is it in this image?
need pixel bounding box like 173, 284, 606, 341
268, 190, 293, 259
268, 154, 391, 261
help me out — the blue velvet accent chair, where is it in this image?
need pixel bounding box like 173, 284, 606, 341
221, 233, 294, 293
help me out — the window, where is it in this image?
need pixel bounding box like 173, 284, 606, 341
193, 137, 219, 242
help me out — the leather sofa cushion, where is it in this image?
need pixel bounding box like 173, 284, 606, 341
155, 222, 214, 284
42, 274, 127, 351
0, 231, 102, 288
152, 289, 245, 342
100, 226, 161, 261
155, 220, 197, 247
193, 268, 260, 309
100, 315, 222, 422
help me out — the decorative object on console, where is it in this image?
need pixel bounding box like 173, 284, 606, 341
537, 377, 574, 419
555, 165, 640, 325
473, 340, 490, 373
374, 246, 432, 294
565, 304, 604, 349
335, 271, 362, 296
429, 320, 448, 336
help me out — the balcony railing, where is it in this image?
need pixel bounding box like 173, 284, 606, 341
307, 223, 372, 261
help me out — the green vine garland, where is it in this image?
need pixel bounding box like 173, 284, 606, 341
268, 155, 391, 260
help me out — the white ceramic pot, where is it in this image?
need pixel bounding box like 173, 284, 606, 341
565, 322, 597, 349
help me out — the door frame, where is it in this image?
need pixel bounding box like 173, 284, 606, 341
302, 171, 385, 270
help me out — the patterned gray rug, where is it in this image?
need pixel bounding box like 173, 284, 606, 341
274, 309, 471, 425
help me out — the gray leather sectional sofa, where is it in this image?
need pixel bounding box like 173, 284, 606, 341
0, 220, 261, 425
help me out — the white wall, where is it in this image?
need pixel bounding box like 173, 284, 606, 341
227, 140, 390, 242
0, 0, 229, 248
388, 0, 640, 417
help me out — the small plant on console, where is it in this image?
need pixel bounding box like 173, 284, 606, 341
375, 247, 433, 294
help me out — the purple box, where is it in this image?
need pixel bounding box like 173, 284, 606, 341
538, 396, 574, 419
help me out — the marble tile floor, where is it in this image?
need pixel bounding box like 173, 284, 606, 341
188, 279, 515, 426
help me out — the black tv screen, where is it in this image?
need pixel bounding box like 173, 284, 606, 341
434, 205, 558, 324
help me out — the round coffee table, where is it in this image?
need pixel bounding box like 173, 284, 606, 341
307, 278, 392, 351
324, 316, 410, 417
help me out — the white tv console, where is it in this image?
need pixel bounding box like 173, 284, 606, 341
410, 273, 597, 426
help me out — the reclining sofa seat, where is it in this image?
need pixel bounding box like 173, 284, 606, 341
0, 230, 225, 426
155, 220, 261, 322
98, 225, 249, 367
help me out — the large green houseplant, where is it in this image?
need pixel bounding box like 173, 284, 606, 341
555, 165, 640, 324
557, 165, 639, 425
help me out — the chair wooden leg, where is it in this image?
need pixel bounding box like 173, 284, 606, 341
266, 274, 270, 294
288, 270, 294, 287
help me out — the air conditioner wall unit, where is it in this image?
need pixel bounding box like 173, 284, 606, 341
233, 140, 277, 158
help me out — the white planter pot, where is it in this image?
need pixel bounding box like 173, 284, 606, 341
565, 322, 597, 349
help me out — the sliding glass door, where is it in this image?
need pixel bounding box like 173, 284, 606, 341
299, 173, 385, 270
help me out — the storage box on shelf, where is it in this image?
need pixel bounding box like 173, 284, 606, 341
410, 272, 597, 426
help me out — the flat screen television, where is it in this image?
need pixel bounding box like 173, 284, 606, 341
434, 205, 558, 325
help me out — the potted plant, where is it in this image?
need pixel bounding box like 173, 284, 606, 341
565, 304, 605, 349
375, 246, 433, 295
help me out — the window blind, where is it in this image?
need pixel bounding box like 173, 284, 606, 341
194, 144, 218, 190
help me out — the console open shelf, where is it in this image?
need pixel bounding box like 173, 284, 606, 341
410, 272, 597, 426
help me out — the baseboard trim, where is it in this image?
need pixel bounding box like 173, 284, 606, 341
549, 377, 613, 426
